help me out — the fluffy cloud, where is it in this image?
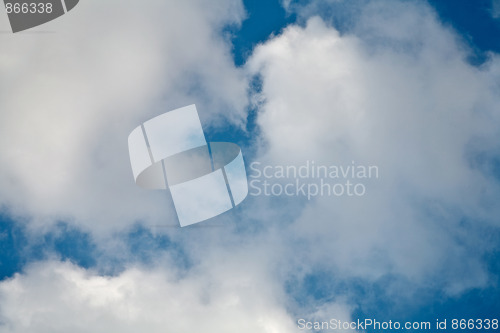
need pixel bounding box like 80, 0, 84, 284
0, 254, 313, 333
247, 0, 500, 294
1, 0, 500, 331
0, 0, 248, 233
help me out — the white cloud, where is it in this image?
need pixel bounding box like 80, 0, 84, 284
0, 0, 248, 233
1, 0, 500, 330
247, 0, 500, 293
0, 256, 323, 333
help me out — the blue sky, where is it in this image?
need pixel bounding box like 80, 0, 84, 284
0, 0, 499, 332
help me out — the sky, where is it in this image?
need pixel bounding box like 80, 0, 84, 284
0, 0, 499, 332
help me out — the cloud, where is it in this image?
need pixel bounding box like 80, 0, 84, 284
0, 0, 248, 233
1, 0, 500, 330
246, 0, 500, 295
0, 254, 329, 333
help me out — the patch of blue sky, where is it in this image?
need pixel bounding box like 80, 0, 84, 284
0, 217, 191, 281
213, 0, 291, 153
0, 217, 26, 280
467, 145, 500, 186
283, 204, 500, 324
228, 0, 297, 67
286, 261, 500, 332
123, 223, 191, 270
203, 73, 264, 162
0, 217, 97, 280
283, 218, 500, 329
428, 0, 500, 65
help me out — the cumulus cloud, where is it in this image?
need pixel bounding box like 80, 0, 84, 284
247, 0, 500, 294
0, 255, 315, 333
1, 0, 500, 331
0, 0, 248, 233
